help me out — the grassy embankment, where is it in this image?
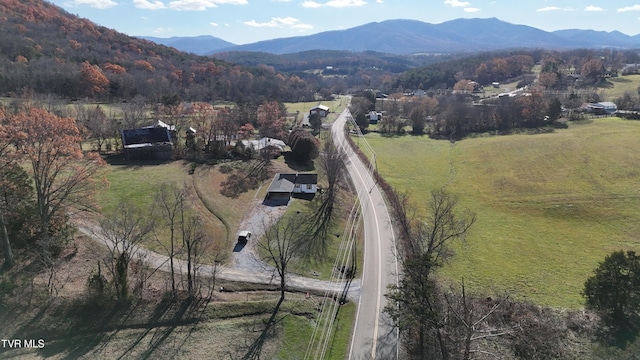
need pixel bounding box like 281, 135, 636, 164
360, 118, 640, 308
603, 74, 640, 100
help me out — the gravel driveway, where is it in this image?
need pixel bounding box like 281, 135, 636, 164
230, 198, 287, 274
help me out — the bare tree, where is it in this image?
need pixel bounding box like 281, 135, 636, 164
407, 189, 476, 266
385, 189, 476, 360
181, 214, 209, 298
154, 183, 186, 296
260, 215, 304, 303
444, 280, 511, 359
96, 201, 154, 300
120, 95, 148, 129
243, 215, 304, 359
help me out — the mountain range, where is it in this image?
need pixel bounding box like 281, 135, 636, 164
142, 18, 640, 56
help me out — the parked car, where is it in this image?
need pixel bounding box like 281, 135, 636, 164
237, 230, 251, 242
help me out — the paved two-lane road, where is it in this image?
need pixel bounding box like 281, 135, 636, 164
332, 109, 399, 360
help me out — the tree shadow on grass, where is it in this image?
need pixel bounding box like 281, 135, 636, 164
1, 295, 213, 360
102, 153, 171, 169
127, 296, 212, 360
1, 298, 139, 359
240, 296, 285, 360
283, 153, 315, 172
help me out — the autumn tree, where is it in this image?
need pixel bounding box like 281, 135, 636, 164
538, 71, 559, 89
581, 58, 605, 85
256, 101, 287, 140
288, 128, 319, 164
189, 102, 217, 156
79, 61, 109, 98
453, 79, 475, 93
11, 107, 107, 259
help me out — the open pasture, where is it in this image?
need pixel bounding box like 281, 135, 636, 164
603, 74, 640, 100
364, 118, 640, 308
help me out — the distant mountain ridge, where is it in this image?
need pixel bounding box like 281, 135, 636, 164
144, 18, 640, 56
139, 35, 235, 55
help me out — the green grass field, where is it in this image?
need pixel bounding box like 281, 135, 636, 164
362, 118, 640, 308
603, 74, 640, 100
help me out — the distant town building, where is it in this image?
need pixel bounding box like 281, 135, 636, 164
586, 102, 618, 115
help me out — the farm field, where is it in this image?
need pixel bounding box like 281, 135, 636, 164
361, 118, 640, 308
603, 74, 640, 100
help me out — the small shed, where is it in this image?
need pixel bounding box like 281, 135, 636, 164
309, 104, 330, 117
366, 111, 382, 124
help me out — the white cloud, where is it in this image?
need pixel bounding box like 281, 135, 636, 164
244, 17, 313, 29
302, 0, 366, 8
536, 6, 573, 12
210, 22, 219, 26
302, 1, 322, 7
134, 0, 166, 9
584, 5, 604, 12
618, 5, 640, 12
168, 0, 246, 10
376, 0, 382, 3
444, 0, 470, 8
65, 0, 118, 9
464, 7, 480, 12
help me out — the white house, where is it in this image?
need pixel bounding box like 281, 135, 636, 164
293, 173, 318, 194
243, 137, 286, 152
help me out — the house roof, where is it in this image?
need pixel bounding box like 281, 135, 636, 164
296, 173, 318, 185
143, 120, 176, 131
267, 173, 296, 193
121, 127, 172, 147
310, 104, 329, 111
243, 137, 286, 152
598, 102, 617, 108
267, 173, 317, 193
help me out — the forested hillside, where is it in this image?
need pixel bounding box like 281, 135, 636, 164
0, 0, 316, 102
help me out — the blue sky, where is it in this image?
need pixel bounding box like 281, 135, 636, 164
49, 0, 640, 44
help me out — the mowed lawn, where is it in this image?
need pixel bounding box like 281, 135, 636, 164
363, 118, 640, 308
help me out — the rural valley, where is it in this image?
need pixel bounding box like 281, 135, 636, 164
1, 0, 640, 359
